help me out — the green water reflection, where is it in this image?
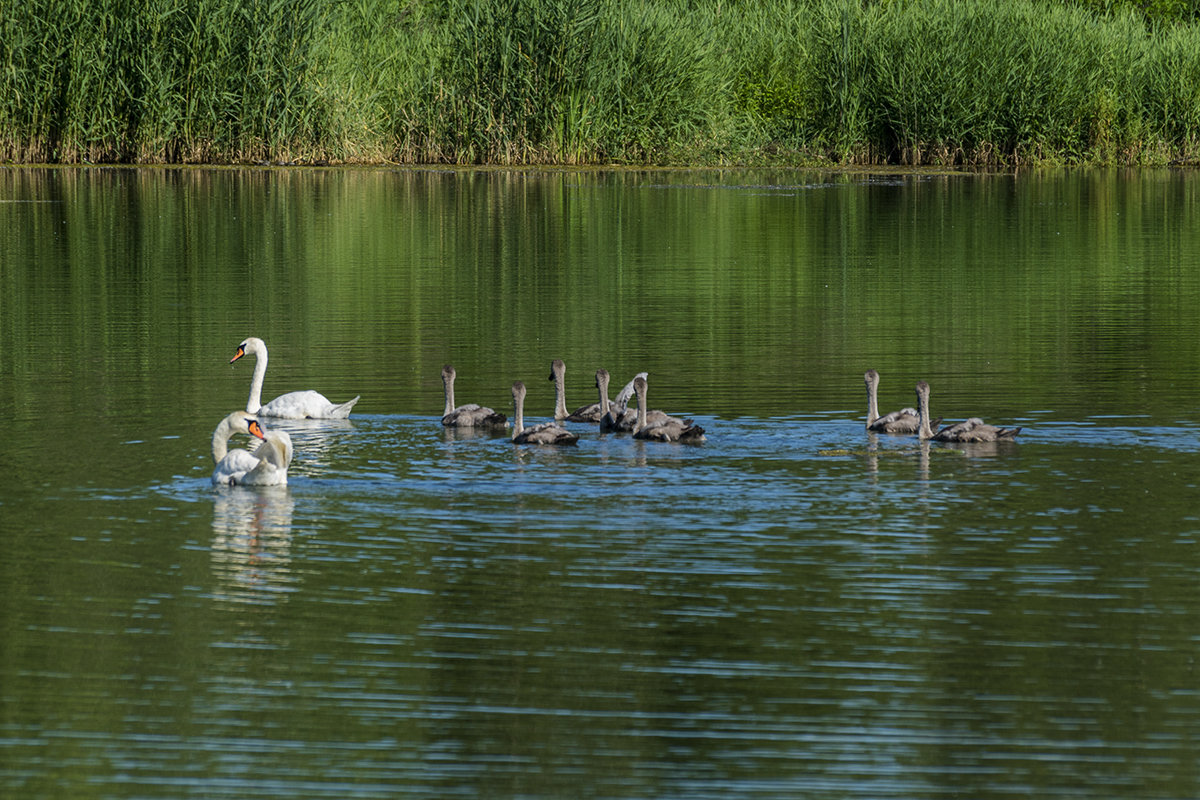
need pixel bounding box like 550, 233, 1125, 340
2, 166, 1200, 800
3, 167, 1199, 423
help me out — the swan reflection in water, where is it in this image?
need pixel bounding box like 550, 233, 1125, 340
210, 486, 296, 606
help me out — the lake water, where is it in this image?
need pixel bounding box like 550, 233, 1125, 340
2, 166, 1200, 799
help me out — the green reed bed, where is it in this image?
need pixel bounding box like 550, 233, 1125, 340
398, 0, 728, 164
1, 0, 331, 163
864, 0, 1124, 163
2, 0, 1200, 165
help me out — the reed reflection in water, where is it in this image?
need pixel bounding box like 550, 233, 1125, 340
1, 167, 1200, 800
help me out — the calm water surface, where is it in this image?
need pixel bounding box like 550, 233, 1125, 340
2, 166, 1200, 799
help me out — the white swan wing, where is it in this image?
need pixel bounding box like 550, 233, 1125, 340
253, 431, 294, 471
212, 448, 263, 486
259, 390, 359, 420
240, 453, 289, 485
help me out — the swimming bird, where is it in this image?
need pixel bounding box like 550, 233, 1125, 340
441, 364, 508, 428
915, 380, 1021, 442
549, 359, 605, 422
612, 371, 647, 413
211, 410, 293, 486
249, 427, 294, 485
512, 381, 579, 445
231, 337, 359, 419
598, 369, 659, 432
597, 369, 638, 432
864, 368, 924, 434
632, 376, 705, 443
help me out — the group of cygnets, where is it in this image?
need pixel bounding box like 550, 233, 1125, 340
210, 338, 1020, 488
442, 361, 707, 446
864, 368, 1022, 442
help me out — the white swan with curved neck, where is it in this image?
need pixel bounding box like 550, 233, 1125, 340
211, 410, 293, 486
231, 337, 359, 419
251, 428, 294, 484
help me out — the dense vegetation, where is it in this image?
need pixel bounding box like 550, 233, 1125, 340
2, 0, 1200, 166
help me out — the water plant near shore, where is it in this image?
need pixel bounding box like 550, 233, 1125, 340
3, 0, 1200, 166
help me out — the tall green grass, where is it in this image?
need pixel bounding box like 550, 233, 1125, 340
1, 0, 331, 162
3, 0, 1200, 165
727, 0, 1200, 165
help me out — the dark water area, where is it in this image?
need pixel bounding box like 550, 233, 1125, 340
2, 166, 1199, 799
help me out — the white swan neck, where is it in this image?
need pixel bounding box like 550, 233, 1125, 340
246, 344, 267, 414
212, 417, 234, 463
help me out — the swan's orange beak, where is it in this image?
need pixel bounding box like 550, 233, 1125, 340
230, 345, 245, 364
247, 419, 266, 440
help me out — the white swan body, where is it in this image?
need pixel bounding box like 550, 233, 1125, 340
211, 410, 268, 485
211, 410, 293, 486
915, 380, 1021, 442
512, 381, 578, 445
441, 364, 508, 428
231, 337, 359, 419
632, 376, 705, 443
247, 429, 293, 485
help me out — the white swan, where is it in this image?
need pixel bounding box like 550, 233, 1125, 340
915, 380, 1021, 442
632, 376, 705, 443
512, 381, 578, 445
231, 337, 359, 419
865, 369, 924, 434
211, 410, 293, 486
441, 364, 508, 428
250, 427, 294, 485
